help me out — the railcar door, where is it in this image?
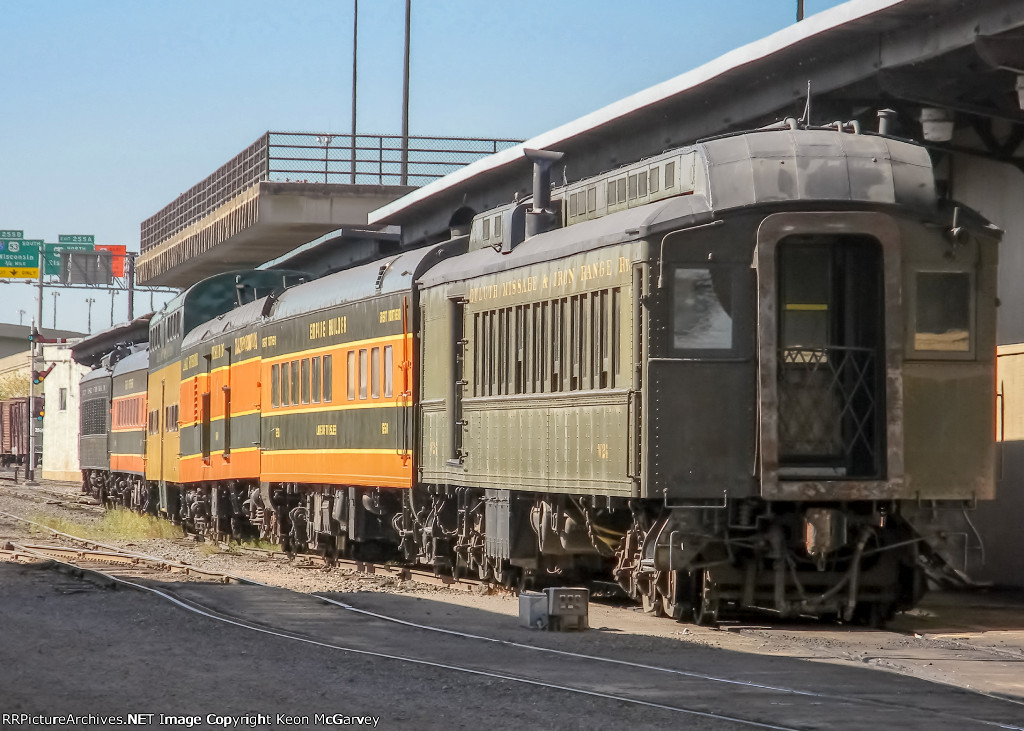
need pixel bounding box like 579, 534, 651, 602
754, 212, 903, 499
774, 235, 884, 479
645, 228, 757, 500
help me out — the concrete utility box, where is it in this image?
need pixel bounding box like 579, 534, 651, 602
518, 587, 589, 631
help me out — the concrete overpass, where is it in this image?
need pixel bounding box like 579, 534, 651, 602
136, 132, 519, 287
136, 181, 412, 287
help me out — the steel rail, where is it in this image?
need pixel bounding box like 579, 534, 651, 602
0, 509, 255, 584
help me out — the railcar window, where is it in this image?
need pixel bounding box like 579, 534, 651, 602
271, 364, 280, 407
514, 308, 525, 393
628, 174, 638, 200
471, 286, 624, 396
482, 217, 491, 240
359, 349, 368, 399
301, 358, 311, 404
650, 167, 660, 194
530, 303, 540, 393
587, 186, 597, 213
499, 308, 508, 395
312, 356, 321, 403
673, 268, 733, 350
555, 298, 563, 390
323, 355, 333, 402
599, 289, 609, 388
384, 346, 393, 398
612, 287, 621, 381
347, 351, 355, 400
664, 161, 675, 188
165, 404, 179, 433
616, 178, 627, 204
280, 361, 290, 407
779, 245, 831, 350
607, 181, 617, 206
638, 171, 648, 198
486, 310, 494, 396
914, 272, 971, 352
290, 360, 300, 405
371, 347, 381, 399
538, 302, 548, 392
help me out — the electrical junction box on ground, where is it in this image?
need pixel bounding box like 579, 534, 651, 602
519, 587, 589, 631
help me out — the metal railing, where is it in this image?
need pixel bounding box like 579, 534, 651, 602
141, 131, 522, 252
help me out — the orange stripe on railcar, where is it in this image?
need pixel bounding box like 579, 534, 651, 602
261, 449, 411, 488
179, 447, 261, 483
110, 453, 145, 473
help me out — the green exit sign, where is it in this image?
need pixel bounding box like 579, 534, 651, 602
0, 229, 23, 239
44, 242, 94, 275
58, 234, 95, 244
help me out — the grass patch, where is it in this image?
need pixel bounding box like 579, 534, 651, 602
31, 509, 183, 542
239, 538, 282, 552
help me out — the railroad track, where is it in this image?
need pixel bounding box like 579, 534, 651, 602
2, 505, 1023, 730
213, 540, 486, 593
8, 538, 1024, 730
0, 505, 483, 593
1, 541, 251, 584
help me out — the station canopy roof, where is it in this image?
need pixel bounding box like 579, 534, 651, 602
370, 0, 1024, 245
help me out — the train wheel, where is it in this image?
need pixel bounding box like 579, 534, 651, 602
693, 570, 720, 626
852, 601, 894, 628
494, 560, 517, 588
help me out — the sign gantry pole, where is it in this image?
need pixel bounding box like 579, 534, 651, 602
36, 247, 44, 334
26, 318, 36, 485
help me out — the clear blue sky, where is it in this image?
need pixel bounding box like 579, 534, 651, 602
0, 0, 846, 334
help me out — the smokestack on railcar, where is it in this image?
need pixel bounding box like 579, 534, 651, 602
524, 148, 564, 237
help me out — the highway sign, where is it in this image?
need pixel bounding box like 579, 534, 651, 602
0, 230, 23, 239
96, 244, 128, 277
0, 240, 41, 278
58, 234, 95, 244
44, 242, 94, 275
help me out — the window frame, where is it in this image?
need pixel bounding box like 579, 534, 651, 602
323, 354, 333, 402
907, 268, 976, 361
668, 264, 749, 359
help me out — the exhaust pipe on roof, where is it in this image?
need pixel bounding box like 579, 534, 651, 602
877, 109, 896, 136
524, 148, 564, 238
